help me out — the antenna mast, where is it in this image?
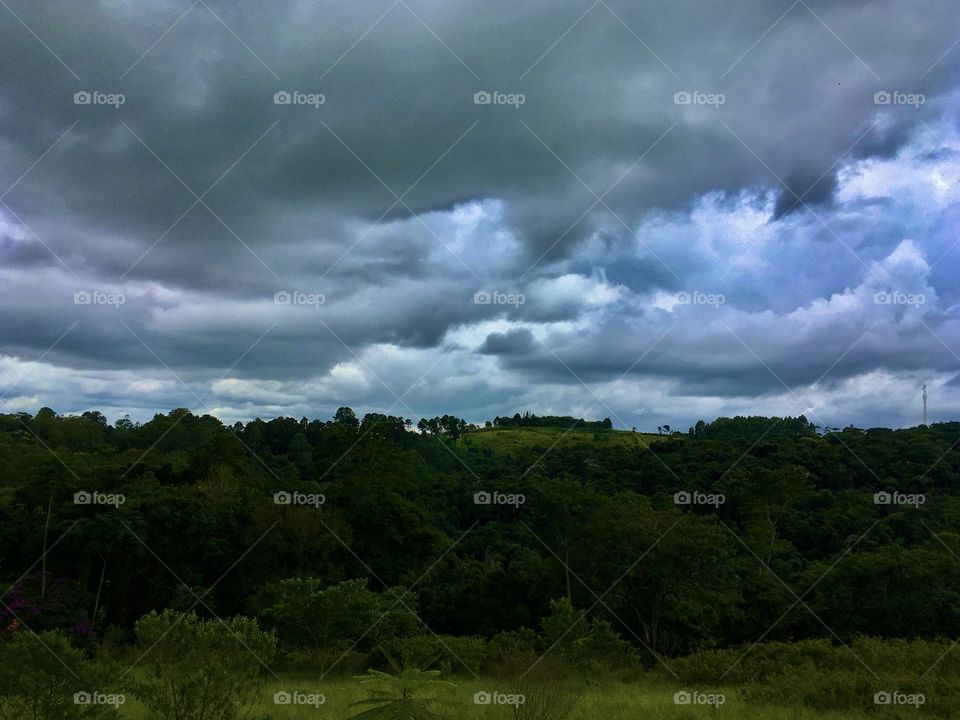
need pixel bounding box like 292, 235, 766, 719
922, 384, 928, 426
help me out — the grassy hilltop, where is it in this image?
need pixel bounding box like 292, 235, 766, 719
459, 425, 665, 453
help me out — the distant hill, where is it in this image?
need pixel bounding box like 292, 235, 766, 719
460, 424, 665, 454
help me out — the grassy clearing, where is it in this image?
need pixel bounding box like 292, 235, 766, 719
114, 676, 875, 719
459, 426, 664, 454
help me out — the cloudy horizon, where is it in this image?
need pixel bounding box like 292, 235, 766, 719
1, 0, 959, 431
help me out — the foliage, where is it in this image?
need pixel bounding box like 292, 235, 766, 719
673, 637, 960, 717
133, 609, 276, 720
0, 573, 90, 633
540, 598, 637, 672
417, 416, 468, 439
250, 578, 419, 671
349, 653, 456, 720
0, 630, 116, 720
377, 634, 491, 676
2, 406, 960, 667
492, 412, 612, 429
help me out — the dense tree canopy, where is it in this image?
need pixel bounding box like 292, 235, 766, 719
1, 408, 959, 664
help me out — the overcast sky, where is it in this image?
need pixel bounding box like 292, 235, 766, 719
1, 0, 958, 430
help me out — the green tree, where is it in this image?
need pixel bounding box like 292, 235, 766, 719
334, 407, 360, 428
582, 496, 740, 656
251, 578, 418, 672
133, 610, 276, 720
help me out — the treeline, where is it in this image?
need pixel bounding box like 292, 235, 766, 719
688, 415, 818, 439
1, 408, 960, 668
491, 411, 613, 429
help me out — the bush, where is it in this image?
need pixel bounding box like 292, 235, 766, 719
282, 647, 368, 675
376, 636, 441, 671
133, 610, 277, 720
540, 598, 638, 673
672, 638, 960, 717
377, 635, 489, 676
250, 578, 418, 673
0, 630, 118, 720
488, 628, 538, 666
435, 636, 488, 676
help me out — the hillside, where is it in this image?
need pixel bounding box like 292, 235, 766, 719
459, 425, 666, 454
3, 408, 960, 717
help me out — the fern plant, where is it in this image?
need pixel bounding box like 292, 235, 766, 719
348, 651, 455, 720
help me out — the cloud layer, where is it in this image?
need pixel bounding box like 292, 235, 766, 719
1, 0, 959, 429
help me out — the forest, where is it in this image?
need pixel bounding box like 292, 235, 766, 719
2, 408, 959, 718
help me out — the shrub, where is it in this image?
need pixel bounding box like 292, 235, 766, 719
133, 609, 276, 720
250, 578, 418, 673
435, 635, 488, 676
0, 630, 117, 720
376, 636, 442, 671
672, 638, 960, 717
488, 628, 539, 665
540, 598, 638, 673
377, 635, 489, 676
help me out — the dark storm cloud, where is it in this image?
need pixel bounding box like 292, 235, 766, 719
3, 0, 956, 278
772, 165, 840, 219
0, 0, 958, 428
477, 328, 535, 356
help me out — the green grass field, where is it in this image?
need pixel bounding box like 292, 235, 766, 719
112, 675, 875, 719
459, 426, 666, 454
